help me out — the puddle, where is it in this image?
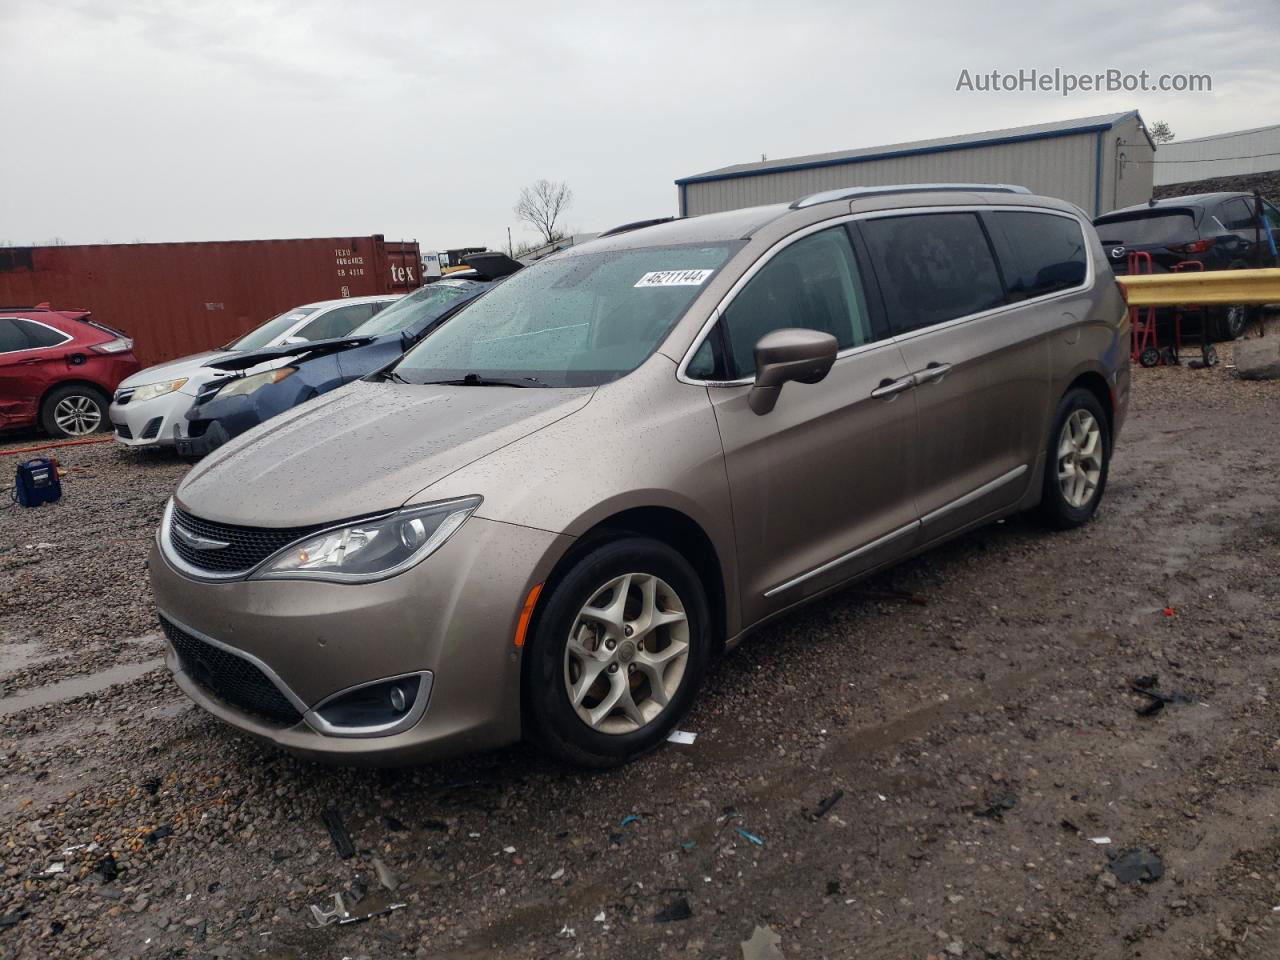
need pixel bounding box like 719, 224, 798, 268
0, 659, 165, 717
0, 642, 51, 674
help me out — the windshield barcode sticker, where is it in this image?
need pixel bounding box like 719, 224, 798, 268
635, 269, 713, 288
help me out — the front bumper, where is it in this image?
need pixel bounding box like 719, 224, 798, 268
149, 514, 571, 765
110, 390, 195, 448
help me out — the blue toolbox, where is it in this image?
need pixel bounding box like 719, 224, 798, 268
14, 458, 63, 507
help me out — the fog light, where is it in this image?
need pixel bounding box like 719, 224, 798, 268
308, 672, 432, 737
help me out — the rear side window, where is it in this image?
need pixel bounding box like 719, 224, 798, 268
15, 319, 71, 348
711, 226, 874, 379
298, 302, 379, 341
861, 213, 1004, 333
990, 212, 1088, 301
1219, 199, 1257, 231
0, 319, 28, 352
1093, 211, 1195, 246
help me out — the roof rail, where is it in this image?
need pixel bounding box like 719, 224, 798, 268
599, 216, 681, 238
791, 183, 1031, 209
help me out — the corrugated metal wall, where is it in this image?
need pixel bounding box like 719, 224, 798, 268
0, 237, 421, 366
683, 130, 1151, 218
1153, 124, 1280, 186
1101, 114, 1156, 211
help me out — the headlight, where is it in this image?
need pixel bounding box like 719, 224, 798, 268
215, 367, 296, 399
252, 497, 482, 582
129, 378, 188, 403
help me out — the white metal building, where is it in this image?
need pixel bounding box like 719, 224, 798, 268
676, 111, 1155, 219
1152, 123, 1280, 186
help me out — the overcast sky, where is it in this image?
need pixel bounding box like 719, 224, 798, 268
3, 0, 1277, 252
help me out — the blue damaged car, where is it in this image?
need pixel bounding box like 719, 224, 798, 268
175, 254, 522, 458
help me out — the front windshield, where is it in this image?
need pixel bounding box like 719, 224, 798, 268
391, 242, 739, 387
348, 279, 479, 338
229, 307, 319, 351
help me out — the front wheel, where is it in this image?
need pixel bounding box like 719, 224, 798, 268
524, 537, 711, 768
1212, 305, 1249, 341
1038, 388, 1111, 530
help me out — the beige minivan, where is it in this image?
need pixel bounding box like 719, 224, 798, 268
150, 184, 1130, 767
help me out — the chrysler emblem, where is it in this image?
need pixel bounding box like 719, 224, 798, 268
173, 525, 230, 551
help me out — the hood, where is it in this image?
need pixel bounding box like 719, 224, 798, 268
119, 349, 225, 387
203, 335, 376, 371
176, 379, 595, 526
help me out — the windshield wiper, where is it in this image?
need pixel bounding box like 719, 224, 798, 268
382, 370, 411, 384
423, 373, 548, 388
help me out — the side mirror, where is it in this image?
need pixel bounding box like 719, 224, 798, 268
748, 328, 838, 415
282, 335, 308, 345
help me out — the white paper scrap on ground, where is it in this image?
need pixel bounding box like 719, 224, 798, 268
1090, 837, 1112, 845
667, 730, 697, 745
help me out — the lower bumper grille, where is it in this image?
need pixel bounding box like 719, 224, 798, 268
161, 618, 303, 727
141, 417, 163, 440
114, 423, 133, 440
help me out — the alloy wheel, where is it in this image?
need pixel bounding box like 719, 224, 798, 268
563, 572, 690, 735
1057, 409, 1103, 508
53, 394, 102, 435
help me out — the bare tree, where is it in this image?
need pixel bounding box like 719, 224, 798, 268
514, 179, 573, 244
1148, 120, 1175, 144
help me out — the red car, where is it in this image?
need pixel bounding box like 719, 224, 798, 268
0, 305, 140, 438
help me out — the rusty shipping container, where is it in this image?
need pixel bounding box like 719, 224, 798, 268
0, 236, 422, 366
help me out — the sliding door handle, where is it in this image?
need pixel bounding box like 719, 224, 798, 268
914, 362, 952, 385
871, 376, 915, 400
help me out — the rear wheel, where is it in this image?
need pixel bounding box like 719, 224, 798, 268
40, 384, 108, 438
524, 537, 710, 768
1211, 305, 1248, 341
1038, 388, 1111, 530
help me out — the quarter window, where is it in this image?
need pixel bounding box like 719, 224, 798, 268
713, 227, 873, 379
990, 212, 1088, 301
861, 213, 1004, 333
1220, 199, 1257, 232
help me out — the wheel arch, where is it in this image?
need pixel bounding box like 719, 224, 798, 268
530, 504, 731, 658
1063, 369, 1114, 435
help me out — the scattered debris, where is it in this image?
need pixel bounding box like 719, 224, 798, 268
1128, 676, 1193, 717
141, 777, 161, 796
808, 789, 844, 820
1108, 848, 1164, 884
1061, 819, 1081, 834
974, 794, 1017, 820
653, 897, 693, 922
735, 827, 764, 846
43, 862, 65, 875
321, 809, 355, 860
1090, 837, 1113, 845
619, 815, 640, 828
667, 729, 698, 745
741, 923, 784, 960
557, 923, 576, 938
549, 868, 565, 881
372, 857, 400, 892
503, 845, 517, 854
308, 892, 406, 927
593, 911, 606, 923
142, 825, 172, 844
1162, 607, 1176, 617
680, 841, 697, 852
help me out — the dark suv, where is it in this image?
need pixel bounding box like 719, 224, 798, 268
1094, 192, 1280, 340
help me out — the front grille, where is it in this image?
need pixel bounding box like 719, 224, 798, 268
141, 417, 163, 439
114, 422, 133, 440
114, 388, 134, 405
162, 619, 302, 726
169, 506, 323, 575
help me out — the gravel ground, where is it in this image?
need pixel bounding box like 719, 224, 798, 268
1, 330, 1279, 960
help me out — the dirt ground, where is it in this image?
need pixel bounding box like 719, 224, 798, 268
2, 337, 1279, 960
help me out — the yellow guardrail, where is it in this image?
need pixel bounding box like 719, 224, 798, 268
1116, 268, 1280, 307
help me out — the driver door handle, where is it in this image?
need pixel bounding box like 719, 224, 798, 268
914, 362, 952, 385
871, 376, 915, 400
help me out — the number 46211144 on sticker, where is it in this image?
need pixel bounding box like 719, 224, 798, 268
634, 269, 713, 288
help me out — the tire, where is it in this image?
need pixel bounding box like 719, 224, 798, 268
40, 384, 109, 438
524, 536, 711, 769
1211, 305, 1248, 342
1038, 388, 1111, 530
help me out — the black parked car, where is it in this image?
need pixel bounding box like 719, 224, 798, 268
1093, 192, 1280, 340
176, 254, 522, 458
